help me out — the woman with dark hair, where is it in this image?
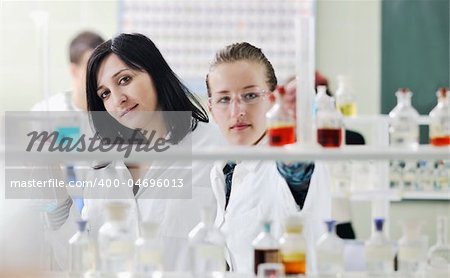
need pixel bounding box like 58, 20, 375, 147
55, 33, 224, 272
86, 33, 209, 144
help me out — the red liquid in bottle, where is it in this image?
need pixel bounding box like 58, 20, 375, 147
268, 125, 296, 146
317, 128, 342, 147
430, 136, 450, 146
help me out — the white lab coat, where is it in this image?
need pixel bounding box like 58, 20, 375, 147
31, 91, 78, 112
210, 145, 331, 274
53, 121, 225, 270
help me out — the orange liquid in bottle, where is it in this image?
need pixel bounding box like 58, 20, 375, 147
268, 125, 296, 146
430, 136, 450, 146
283, 260, 306, 275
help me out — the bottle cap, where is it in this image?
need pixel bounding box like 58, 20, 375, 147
417, 160, 427, 168
316, 71, 329, 87
325, 220, 336, 233
262, 221, 272, 233
76, 220, 88, 232
437, 87, 449, 98
399, 88, 410, 93
374, 218, 385, 232
396, 88, 412, 97
395, 88, 413, 100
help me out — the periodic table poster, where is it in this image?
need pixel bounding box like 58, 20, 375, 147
119, 0, 315, 92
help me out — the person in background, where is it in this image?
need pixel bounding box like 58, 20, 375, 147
206, 42, 331, 273
284, 72, 364, 239
31, 31, 104, 111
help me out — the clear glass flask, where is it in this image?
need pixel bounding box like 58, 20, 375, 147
279, 215, 307, 275
134, 221, 163, 274
68, 220, 96, 275
252, 221, 281, 275
429, 87, 450, 146
335, 75, 357, 117
266, 86, 296, 146
388, 88, 419, 149
188, 207, 226, 277
397, 219, 427, 274
316, 220, 344, 277
316, 86, 344, 148
365, 218, 394, 276
97, 201, 134, 274
427, 216, 450, 272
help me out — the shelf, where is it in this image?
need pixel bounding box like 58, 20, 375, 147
343, 115, 430, 125
400, 191, 450, 201
332, 190, 403, 201
45, 271, 445, 278
1, 145, 449, 162
333, 190, 450, 201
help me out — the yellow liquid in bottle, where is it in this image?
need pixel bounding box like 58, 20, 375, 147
338, 103, 357, 117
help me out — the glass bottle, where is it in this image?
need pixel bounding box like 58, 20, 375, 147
389, 160, 404, 190
416, 160, 434, 191
316, 86, 344, 148
365, 218, 394, 276
97, 201, 134, 274
435, 160, 450, 191
316, 220, 345, 277
279, 215, 307, 275
427, 216, 450, 271
397, 219, 427, 274
429, 87, 450, 146
134, 221, 163, 274
68, 220, 96, 275
335, 75, 357, 117
252, 221, 281, 275
266, 86, 296, 146
388, 88, 419, 149
188, 207, 226, 276
402, 160, 416, 191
